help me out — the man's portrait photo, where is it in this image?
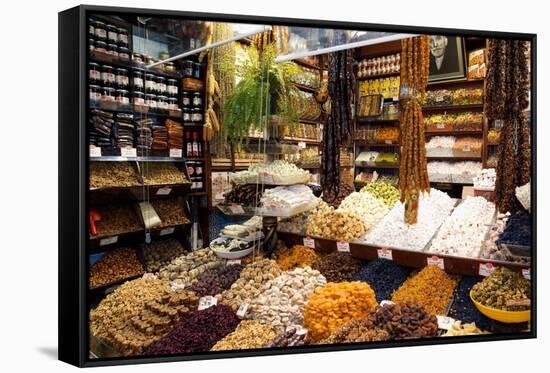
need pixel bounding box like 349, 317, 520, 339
428, 35, 466, 82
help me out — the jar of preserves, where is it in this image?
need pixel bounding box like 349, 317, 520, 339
116, 68, 129, 88
107, 43, 118, 57
118, 46, 130, 61
132, 69, 144, 90
145, 74, 156, 93
94, 21, 107, 41
164, 62, 176, 73
182, 108, 191, 122
168, 97, 178, 111
157, 95, 169, 110
102, 87, 116, 102
145, 94, 157, 108
156, 76, 167, 95
89, 62, 101, 84
89, 84, 102, 102
88, 19, 95, 37
95, 40, 107, 54
107, 24, 118, 44
116, 89, 130, 105
159, 51, 170, 61
167, 79, 178, 96
89, 38, 95, 52
193, 62, 202, 79
192, 92, 202, 108
117, 27, 129, 47
191, 108, 203, 122
184, 60, 194, 77
132, 53, 143, 64
181, 92, 191, 108
101, 65, 116, 86
133, 91, 145, 106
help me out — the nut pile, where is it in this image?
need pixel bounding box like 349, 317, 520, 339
471, 267, 531, 311
217, 258, 282, 311
146, 304, 240, 355
352, 259, 412, 302
304, 281, 377, 342
157, 248, 223, 284
448, 276, 492, 331
90, 162, 139, 189
337, 192, 389, 230
211, 320, 278, 351
89, 248, 144, 288
92, 204, 143, 237
307, 207, 366, 241
278, 200, 331, 235
188, 264, 243, 297
141, 163, 189, 185
265, 325, 308, 347
313, 251, 362, 282
360, 182, 400, 207
150, 198, 191, 227
248, 266, 327, 328
370, 302, 438, 340
442, 321, 489, 336
392, 265, 457, 315
319, 319, 389, 344
275, 245, 320, 271
142, 239, 188, 272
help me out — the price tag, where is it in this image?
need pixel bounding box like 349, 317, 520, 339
435, 96, 444, 102
427, 255, 445, 270
522, 268, 531, 280
145, 232, 151, 244
385, 140, 393, 144
236, 303, 249, 318
392, 96, 399, 102
377, 248, 393, 260
169, 148, 183, 158
262, 173, 275, 184
156, 187, 172, 196
90, 146, 102, 157
215, 192, 225, 200
120, 147, 137, 158
294, 325, 308, 336
505, 298, 531, 307
303, 236, 315, 249
379, 300, 395, 307
198, 296, 218, 311
298, 141, 307, 149
142, 273, 158, 281
170, 279, 186, 290
229, 204, 245, 214
479, 263, 497, 277
99, 236, 118, 246
463, 146, 471, 152
227, 259, 242, 266
160, 227, 175, 236
436, 315, 456, 330
337, 241, 350, 253
436, 123, 445, 129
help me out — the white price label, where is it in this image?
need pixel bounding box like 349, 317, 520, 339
160, 227, 175, 236
427, 255, 445, 270
156, 187, 172, 196
435, 96, 444, 102
479, 263, 497, 277
142, 273, 158, 281
99, 236, 118, 246
303, 237, 315, 249
169, 148, 183, 158
436, 123, 445, 129
229, 204, 245, 214
522, 268, 531, 280
385, 140, 393, 144
463, 146, 471, 152
337, 241, 350, 253
437, 315, 456, 330
227, 259, 242, 266
170, 279, 186, 290
120, 147, 137, 158
215, 192, 225, 200
298, 141, 307, 149
198, 296, 218, 311
379, 300, 395, 307
90, 146, 102, 157
236, 303, 249, 318
377, 248, 393, 260
392, 96, 399, 102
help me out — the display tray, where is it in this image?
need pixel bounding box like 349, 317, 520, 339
422, 103, 484, 112
90, 184, 192, 205
429, 173, 453, 183
217, 200, 318, 218
216, 204, 257, 217
497, 242, 531, 258
425, 130, 483, 136
90, 50, 182, 79
354, 140, 400, 147
90, 100, 184, 120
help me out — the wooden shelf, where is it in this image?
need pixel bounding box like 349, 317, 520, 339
357, 117, 399, 125
422, 104, 484, 112
356, 71, 400, 80
355, 140, 400, 147
425, 130, 483, 136
355, 164, 399, 169
293, 82, 319, 93
282, 137, 321, 145
299, 118, 321, 125
294, 58, 322, 70
427, 156, 482, 162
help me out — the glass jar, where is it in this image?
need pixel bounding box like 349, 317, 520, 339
107, 43, 118, 57
116, 68, 129, 89
101, 65, 116, 86
168, 97, 178, 111
193, 62, 202, 79
118, 46, 130, 61
157, 95, 169, 110
116, 89, 130, 105
102, 87, 116, 102
181, 92, 191, 108
192, 92, 202, 108
95, 40, 107, 54
182, 108, 191, 122
132, 69, 144, 90
156, 76, 167, 95
159, 51, 170, 61
94, 21, 107, 41
145, 94, 157, 109
191, 108, 203, 122
132, 53, 143, 64
89, 84, 102, 102
107, 25, 118, 44
145, 74, 156, 93
133, 91, 145, 106
89, 62, 101, 84
184, 61, 194, 77
117, 27, 128, 47
164, 62, 176, 73
89, 38, 95, 52
167, 79, 178, 96
88, 20, 95, 37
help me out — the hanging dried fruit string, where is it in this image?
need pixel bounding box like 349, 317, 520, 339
486, 39, 530, 213
321, 49, 355, 198
399, 35, 430, 224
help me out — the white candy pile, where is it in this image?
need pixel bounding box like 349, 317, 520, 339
473, 168, 496, 189
230, 160, 311, 185
260, 184, 318, 211
337, 192, 389, 230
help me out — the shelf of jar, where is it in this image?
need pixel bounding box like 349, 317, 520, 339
90, 50, 182, 79
89, 100, 188, 120
422, 104, 484, 112
356, 71, 400, 80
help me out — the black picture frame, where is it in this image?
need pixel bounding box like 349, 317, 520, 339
59, 4, 537, 368
428, 35, 467, 82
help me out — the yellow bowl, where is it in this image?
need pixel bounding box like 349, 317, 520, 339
470, 290, 531, 324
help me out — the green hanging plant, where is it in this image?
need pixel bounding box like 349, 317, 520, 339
222, 44, 302, 146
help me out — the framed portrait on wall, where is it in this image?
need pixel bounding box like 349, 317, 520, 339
428, 36, 466, 82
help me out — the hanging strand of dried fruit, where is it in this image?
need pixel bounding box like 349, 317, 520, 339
399, 36, 430, 224
486, 39, 531, 213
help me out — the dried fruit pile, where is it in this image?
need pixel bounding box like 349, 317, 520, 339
352, 259, 411, 302
313, 251, 362, 283
471, 267, 530, 311
369, 302, 438, 340
275, 245, 320, 271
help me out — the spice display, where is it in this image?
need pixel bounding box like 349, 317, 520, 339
428, 196, 495, 258
229, 161, 311, 185
486, 39, 530, 213
424, 112, 483, 132
357, 94, 383, 117
211, 320, 278, 351
141, 163, 189, 185
399, 36, 430, 224
422, 88, 483, 107
91, 204, 142, 237
471, 267, 531, 311
306, 207, 366, 241
89, 247, 144, 287
276, 245, 320, 271
304, 281, 377, 342
90, 162, 139, 189
359, 182, 400, 207
496, 211, 532, 249
217, 259, 282, 311
448, 276, 492, 331
142, 239, 188, 272
313, 251, 361, 282
158, 248, 224, 283
223, 184, 264, 206
352, 259, 412, 302
248, 267, 327, 328
320, 319, 389, 344
392, 265, 457, 315
146, 304, 240, 355
362, 189, 455, 251
357, 53, 400, 78
337, 192, 389, 230
442, 321, 489, 336
150, 199, 190, 227
358, 76, 400, 99
369, 302, 438, 340
188, 264, 243, 297
265, 325, 308, 347
321, 182, 354, 208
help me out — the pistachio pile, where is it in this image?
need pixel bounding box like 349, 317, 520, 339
211, 320, 278, 351
141, 163, 189, 185
360, 182, 400, 207
157, 248, 223, 284
471, 267, 531, 311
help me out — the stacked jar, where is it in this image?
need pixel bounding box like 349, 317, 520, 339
88, 18, 130, 60
357, 53, 401, 79
132, 70, 180, 112
88, 62, 130, 106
